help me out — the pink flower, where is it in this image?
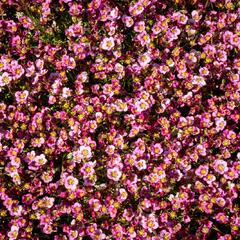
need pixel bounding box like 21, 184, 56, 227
100, 37, 115, 51
80, 161, 96, 178
199, 67, 209, 76
135, 99, 150, 113
178, 14, 188, 25
138, 53, 151, 67
10, 63, 24, 79
15, 90, 29, 104
9, 204, 22, 216
135, 159, 147, 171
195, 165, 209, 178
7, 226, 19, 240
192, 75, 206, 87
203, 174, 216, 184
118, 188, 128, 202
122, 15, 134, 28
151, 143, 163, 157
136, 31, 151, 46
86, 224, 97, 237
213, 160, 228, 174
0, 72, 12, 87
89, 198, 102, 212
224, 168, 238, 180
215, 213, 229, 224
129, 3, 144, 17
68, 230, 79, 240
40, 214, 52, 226
79, 145, 92, 159
216, 197, 226, 207
192, 10, 202, 22
107, 167, 122, 181
141, 214, 159, 233
105, 145, 116, 155
196, 144, 207, 156
215, 117, 227, 131
42, 197, 55, 209
64, 176, 79, 191
134, 21, 145, 32
34, 154, 47, 166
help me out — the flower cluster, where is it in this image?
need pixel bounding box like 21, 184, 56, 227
0, 0, 240, 239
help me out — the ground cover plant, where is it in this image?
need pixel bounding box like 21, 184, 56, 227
0, 0, 240, 239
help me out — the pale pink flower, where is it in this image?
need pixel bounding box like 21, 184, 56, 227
7, 226, 19, 240
134, 21, 145, 32
138, 53, 151, 67
199, 67, 209, 76
64, 176, 79, 191
213, 160, 228, 175
135, 159, 147, 170
69, 230, 79, 240
136, 31, 151, 46
79, 145, 92, 159
195, 165, 209, 178
107, 167, 122, 181
141, 214, 159, 233
203, 174, 216, 185
118, 188, 128, 202
11, 63, 24, 79
48, 95, 56, 104
10, 205, 22, 216
215, 117, 227, 131
105, 145, 115, 155
151, 143, 163, 156
100, 37, 115, 51
40, 214, 52, 226
89, 198, 102, 212
35, 154, 47, 166
0, 72, 12, 87
42, 197, 55, 209
192, 75, 206, 87
80, 161, 96, 178
178, 14, 188, 24
62, 87, 72, 98
15, 90, 29, 104
114, 63, 124, 73
135, 99, 150, 113
191, 10, 202, 22
129, 3, 144, 17
122, 15, 134, 28
196, 144, 207, 156
35, 59, 44, 70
